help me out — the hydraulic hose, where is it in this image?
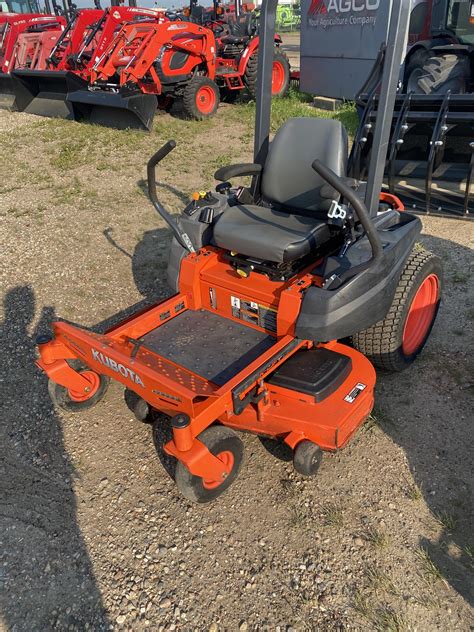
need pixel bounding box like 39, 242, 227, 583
312, 159, 384, 263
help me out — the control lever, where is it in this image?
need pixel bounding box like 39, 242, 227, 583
147, 141, 196, 253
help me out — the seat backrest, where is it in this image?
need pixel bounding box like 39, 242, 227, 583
261, 117, 348, 214
227, 13, 253, 37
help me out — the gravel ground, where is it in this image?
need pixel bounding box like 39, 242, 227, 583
0, 106, 473, 632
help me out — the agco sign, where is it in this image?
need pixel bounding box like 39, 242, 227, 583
308, 0, 381, 28
309, 0, 380, 13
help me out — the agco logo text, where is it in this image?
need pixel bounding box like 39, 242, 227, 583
308, 0, 380, 27
92, 349, 145, 387
309, 0, 380, 14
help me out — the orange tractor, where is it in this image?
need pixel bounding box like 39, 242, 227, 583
57, 0, 290, 129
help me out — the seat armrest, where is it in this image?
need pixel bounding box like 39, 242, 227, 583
214, 163, 262, 182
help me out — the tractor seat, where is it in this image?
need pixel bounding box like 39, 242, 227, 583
220, 34, 250, 45
213, 118, 349, 264
213, 205, 331, 263
220, 13, 254, 44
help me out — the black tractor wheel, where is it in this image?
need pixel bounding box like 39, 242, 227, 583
293, 440, 323, 477
410, 53, 470, 95
182, 76, 220, 120
404, 48, 429, 92
244, 47, 290, 99
352, 247, 443, 373
175, 425, 244, 503
48, 360, 109, 412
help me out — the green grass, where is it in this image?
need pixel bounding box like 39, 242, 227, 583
366, 566, 399, 596
363, 526, 390, 549
434, 511, 457, 533
287, 504, 307, 527
227, 87, 358, 136
406, 481, 423, 501
415, 547, 445, 585
353, 593, 407, 632
320, 502, 344, 527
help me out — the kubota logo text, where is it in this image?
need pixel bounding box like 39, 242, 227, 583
92, 349, 145, 387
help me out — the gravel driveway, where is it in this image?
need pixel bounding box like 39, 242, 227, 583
1, 107, 473, 631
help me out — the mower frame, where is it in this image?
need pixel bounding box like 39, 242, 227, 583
37, 0, 431, 497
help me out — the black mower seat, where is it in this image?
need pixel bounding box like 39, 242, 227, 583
213, 205, 331, 263
213, 117, 349, 263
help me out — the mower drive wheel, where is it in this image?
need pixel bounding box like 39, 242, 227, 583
48, 360, 109, 413
293, 440, 323, 477
174, 425, 244, 503
352, 247, 442, 372
182, 76, 220, 120
244, 47, 290, 99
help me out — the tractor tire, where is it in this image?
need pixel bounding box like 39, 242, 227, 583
48, 359, 109, 413
352, 247, 443, 373
182, 76, 220, 120
244, 47, 290, 99
174, 425, 244, 503
404, 48, 429, 92
411, 54, 470, 95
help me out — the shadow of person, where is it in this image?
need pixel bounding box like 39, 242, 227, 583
376, 233, 473, 606
0, 286, 110, 631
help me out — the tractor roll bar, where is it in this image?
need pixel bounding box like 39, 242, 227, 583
147, 141, 196, 254
312, 160, 384, 262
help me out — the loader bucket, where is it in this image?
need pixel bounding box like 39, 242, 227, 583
9, 70, 88, 119
67, 89, 158, 131
0, 72, 17, 110
351, 92, 474, 218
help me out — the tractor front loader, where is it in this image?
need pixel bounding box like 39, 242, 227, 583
63, 20, 219, 130
9, 0, 166, 120
0, 11, 65, 109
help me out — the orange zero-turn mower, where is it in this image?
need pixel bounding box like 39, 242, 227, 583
36, 0, 442, 503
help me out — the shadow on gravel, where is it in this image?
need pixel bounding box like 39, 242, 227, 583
0, 286, 110, 631
378, 234, 473, 607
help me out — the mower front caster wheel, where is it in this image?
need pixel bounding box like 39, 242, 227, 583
175, 426, 244, 503
293, 440, 323, 477
48, 360, 109, 413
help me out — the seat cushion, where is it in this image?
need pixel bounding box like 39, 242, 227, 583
213, 204, 332, 263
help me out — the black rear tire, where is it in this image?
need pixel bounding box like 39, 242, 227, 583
404, 48, 429, 92
48, 359, 109, 412
410, 53, 470, 95
244, 47, 290, 99
293, 440, 323, 477
175, 425, 244, 503
181, 76, 220, 120
352, 247, 443, 372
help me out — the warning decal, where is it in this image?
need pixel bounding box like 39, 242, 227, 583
231, 296, 277, 333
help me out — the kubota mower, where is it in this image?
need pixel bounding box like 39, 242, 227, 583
36, 0, 443, 503
8, 0, 167, 121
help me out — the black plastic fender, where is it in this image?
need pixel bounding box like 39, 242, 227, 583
295, 213, 422, 342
